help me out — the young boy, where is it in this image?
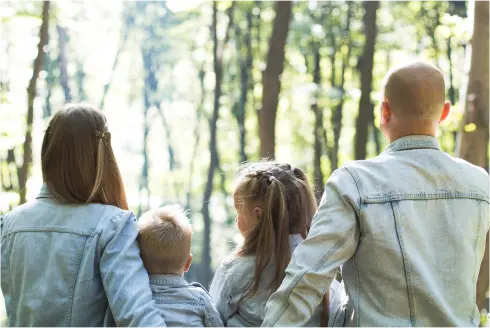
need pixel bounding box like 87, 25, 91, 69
138, 205, 223, 327
262, 62, 489, 327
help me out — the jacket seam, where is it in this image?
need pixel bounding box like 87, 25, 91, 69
362, 192, 488, 204
67, 236, 89, 326
471, 204, 483, 324
203, 297, 219, 326
353, 251, 360, 326
269, 225, 356, 326
2, 227, 96, 239
391, 201, 416, 326
344, 167, 362, 215
4, 236, 14, 325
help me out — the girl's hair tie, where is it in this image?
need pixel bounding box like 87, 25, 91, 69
268, 176, 276, 183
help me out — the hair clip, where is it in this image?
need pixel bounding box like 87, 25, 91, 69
268, 176, 276, 183
95, 130, 111, 145
290, 166, 296, 172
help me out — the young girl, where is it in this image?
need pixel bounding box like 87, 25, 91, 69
209, 162, 341, 327
1, 104, 165, 326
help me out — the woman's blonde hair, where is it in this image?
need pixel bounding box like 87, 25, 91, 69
235, 162, 317, 297
41, 104, 128, 210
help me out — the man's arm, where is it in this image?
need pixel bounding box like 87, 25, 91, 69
476, 232, 489, 312
262, 167, 360, 327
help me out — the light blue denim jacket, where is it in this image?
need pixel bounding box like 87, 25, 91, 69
1, 185, 166, 326
262, 135, 490, 327
210, 234, 331, 327
150, 274, 223, 327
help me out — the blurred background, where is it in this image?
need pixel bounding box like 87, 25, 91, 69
0, 0, 488, 324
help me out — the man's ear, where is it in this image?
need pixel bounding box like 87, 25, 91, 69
438, 101, 450, 124
380, 99, 391, 125
184, 254, 193, 272
254, 206, 263, 219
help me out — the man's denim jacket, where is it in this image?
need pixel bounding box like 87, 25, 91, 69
149, 274, 223, 327
210, 234, 327, 327
1, 185, 166, 326
262, 135, 490, 327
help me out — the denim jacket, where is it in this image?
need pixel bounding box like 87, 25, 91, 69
210, 234, 329, 327
150, 274, 223, 327
1, 185, 166, 327
262, 135, 490, 327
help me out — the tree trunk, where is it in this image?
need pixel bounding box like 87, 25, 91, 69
354, 1, 379, 160
447, 36, 456, 105
56, 24, 71, 102
185, 64, 206, 210
18, 1, 50, 205
202, 1, 235, 286
258, 1, 292, 159
311, 45, 324, 202
43, 48, 56, 119
232, 7, 252, 164
331, 3, 353, 171
99, 11, 132, 110
138, 51, 156, 217
456, 0, 489, 312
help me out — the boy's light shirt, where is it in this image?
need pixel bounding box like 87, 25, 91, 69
149, 273, 223, 327
262, 135, 489, 327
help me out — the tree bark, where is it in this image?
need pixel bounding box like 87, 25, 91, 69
233, 7, 252, 164
202, 1, 235, 286
456, 0, 489, 312
354, 1, 379, 160
310, 45, 324, 202
185, 64, 206, 210
56, 24, 71, 102
18, 1, 50, 204
258, 1, 292, 159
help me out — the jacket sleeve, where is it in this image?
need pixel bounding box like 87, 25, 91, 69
202, 291, 225, 327
100, 210, 166, 327
209, 261, 238, 324
262, 168, 360, 327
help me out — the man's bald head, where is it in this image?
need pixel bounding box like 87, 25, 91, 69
383, 62, 446, 121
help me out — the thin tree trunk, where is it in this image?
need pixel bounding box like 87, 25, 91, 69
202, 1, 235, 286
156, 105, 176, 171
331, 3, 352, 171
43, 50, 55, 119
185, 64, 206, 209
138, 51, 156, 217
354, 1, 379, 160
99, 12, 132, 110
457, 0, 489, 167
18, 1, 50, 205
311, 45, 324, 202
75, 60, 86, 101
258, 1, 292, 159
447, 36, 456, 105
56, 24, 71, 102
236, 9, 253, 163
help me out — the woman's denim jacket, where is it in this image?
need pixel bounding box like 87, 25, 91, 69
209, 234, 327, 327
1, 185, 166, 326
262, 136, 490, 327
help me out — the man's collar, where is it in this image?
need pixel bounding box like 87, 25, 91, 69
383, 135, 440, 154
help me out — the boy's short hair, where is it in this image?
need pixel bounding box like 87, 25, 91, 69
137, 205, 192, 274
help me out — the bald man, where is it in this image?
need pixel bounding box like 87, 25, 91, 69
262, 62, 489, 326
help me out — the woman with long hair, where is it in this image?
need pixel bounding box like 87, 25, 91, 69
1, 104, 165, 326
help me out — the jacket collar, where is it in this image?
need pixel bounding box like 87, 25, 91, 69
149, 273, 188, 287
36, 184, 56, 199
383, 135, 440, 154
